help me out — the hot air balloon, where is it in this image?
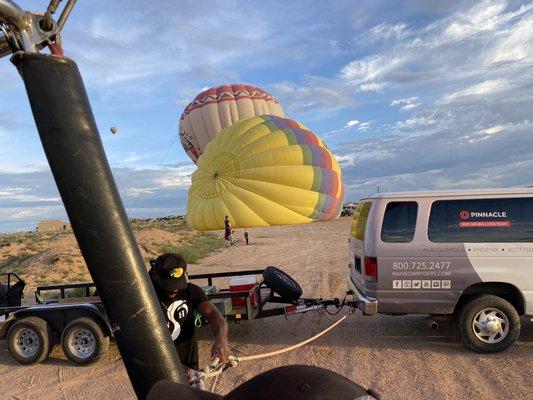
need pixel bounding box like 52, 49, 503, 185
187, 115, 344, 231
179, 84, 284, 163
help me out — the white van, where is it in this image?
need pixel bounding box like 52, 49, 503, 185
347, 188, 533, 353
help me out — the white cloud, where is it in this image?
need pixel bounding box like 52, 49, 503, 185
364, 22, 410, 43
391, 97, 421, 111
358, 122, 371, 131
484, 125, 504, 135
335, 154, 356, 167
345, 120, 360, 128
443, 79, 511, 101
338, 0, 532, 94
125, 152, 140, 163
271, 77, 355, 117
395, 114, 437, 130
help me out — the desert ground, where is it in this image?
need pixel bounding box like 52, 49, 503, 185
0, 217, 532, 399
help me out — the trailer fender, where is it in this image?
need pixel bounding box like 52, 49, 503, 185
0, 315, 16, 340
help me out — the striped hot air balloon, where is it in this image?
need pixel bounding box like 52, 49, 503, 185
187, 115, 344, 230
179, 84, 284, 163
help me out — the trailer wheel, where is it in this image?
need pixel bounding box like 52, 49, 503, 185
459, 295, 520, 353
263, 266, 302, 302
61, 317, 109, 365
7, 316, 53, 364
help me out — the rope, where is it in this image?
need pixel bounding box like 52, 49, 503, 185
189, 310, 353, 393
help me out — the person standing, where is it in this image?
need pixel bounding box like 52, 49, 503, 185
224, 215, 231, 243
244, 229, 249, 245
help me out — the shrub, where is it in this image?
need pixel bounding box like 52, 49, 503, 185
160, 233, 224, 264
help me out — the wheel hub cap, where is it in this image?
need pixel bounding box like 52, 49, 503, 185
15, 328, 40, 357
68, 328, 96, 358
472, 308, 509, 344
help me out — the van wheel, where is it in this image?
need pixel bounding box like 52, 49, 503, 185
61, 317, 109, 365
7, 316, 53, 364
459, 295, 520, 353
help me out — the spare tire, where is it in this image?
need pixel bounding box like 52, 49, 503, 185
263, 266, 302, 302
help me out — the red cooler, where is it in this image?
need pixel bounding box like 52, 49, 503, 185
229, 275, 257, 307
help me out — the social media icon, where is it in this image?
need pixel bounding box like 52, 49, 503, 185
441, 280, 451, 289
432, 280, 441, 289
422, 280, 431, 289
393, 280, 402, 289
412, 280, 421, 289
403, 280, 412, 289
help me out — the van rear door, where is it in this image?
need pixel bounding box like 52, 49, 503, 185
349, 201, 372, 285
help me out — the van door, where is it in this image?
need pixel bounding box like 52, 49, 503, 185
349, 201, 372, 287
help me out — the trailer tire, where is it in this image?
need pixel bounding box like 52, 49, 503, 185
263, 266, 302, 302
459, 295, 520, 353
61, 317, 109, 365
7, 316, 53, 364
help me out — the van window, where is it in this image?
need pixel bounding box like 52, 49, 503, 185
428, 197, 533, 243
381, 202, 418, 243
351, 201, 372, 240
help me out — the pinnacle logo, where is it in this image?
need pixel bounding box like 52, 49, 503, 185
460, 210, 470, 220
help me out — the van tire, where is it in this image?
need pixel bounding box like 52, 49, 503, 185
61, 317, 109, 364
7, 316, 53, 364
459, 295, 520, 353
263, 266, 302, 303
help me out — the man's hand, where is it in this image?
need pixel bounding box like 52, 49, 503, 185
211, 335, 230, 362
198, 301, 230, 362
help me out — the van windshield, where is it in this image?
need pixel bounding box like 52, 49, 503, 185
351, 201, 372, 240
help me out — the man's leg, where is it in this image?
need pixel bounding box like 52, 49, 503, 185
176, 337, 199, 370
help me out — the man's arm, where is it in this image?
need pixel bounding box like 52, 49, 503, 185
198, 301, 230, 362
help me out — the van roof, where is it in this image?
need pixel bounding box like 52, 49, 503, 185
361, 187, 533, 201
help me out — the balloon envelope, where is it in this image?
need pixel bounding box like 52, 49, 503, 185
179, 84, 284, 163
187, 115, 344, 231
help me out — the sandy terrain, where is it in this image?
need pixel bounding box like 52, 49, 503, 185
1, 218, 532, 399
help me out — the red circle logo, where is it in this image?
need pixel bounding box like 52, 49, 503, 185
460, 210, 470, 220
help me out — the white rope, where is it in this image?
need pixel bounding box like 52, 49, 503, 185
190, 310, 353, 392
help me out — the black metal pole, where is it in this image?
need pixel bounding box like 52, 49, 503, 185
12, 52, 184, 399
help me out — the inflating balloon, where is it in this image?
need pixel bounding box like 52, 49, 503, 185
179, 84, 284, 163
187, 115, 344, 230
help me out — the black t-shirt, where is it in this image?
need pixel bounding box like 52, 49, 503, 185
159, 283, 208, 344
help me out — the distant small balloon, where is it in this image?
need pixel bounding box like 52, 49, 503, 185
110, 127, 118, 134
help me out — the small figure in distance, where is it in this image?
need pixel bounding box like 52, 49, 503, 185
244, 229, 249, 245
229, 229, 236, 245
224, 215, 231, 244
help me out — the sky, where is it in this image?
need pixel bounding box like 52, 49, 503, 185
0, 0, 532, 231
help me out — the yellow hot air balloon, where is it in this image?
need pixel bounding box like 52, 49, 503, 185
187, 115, 344, 230
179, 84, 284, 163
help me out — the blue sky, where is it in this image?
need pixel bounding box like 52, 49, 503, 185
0, 0, 532, 231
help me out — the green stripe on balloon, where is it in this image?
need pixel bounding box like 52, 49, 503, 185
311, 165, 322, 192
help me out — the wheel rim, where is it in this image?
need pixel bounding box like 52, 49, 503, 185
14, 328, 40, 358
67, 328, 96, 359
472, 307, 509, 344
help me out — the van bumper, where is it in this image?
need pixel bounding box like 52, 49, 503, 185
347, 276, 378, 315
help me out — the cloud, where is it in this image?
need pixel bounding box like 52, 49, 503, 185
345, 120, 360, 128
0, 163, 194, 231
391, 96, 421, 111
337, 0, 532, 92
442, 79, 511, 101
271, 77, 356, 118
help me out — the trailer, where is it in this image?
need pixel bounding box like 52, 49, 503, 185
0, 267, 363, 366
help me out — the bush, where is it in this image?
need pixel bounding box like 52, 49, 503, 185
0, 253, 33, 273
160, 233, 224, 264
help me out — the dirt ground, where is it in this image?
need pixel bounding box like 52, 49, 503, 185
1, 217, 532, 399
